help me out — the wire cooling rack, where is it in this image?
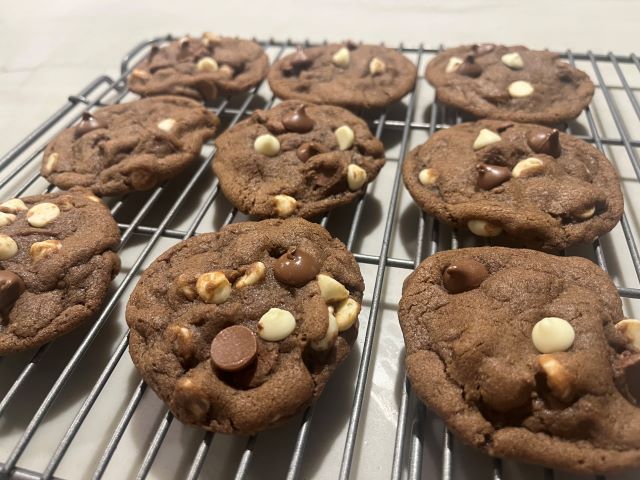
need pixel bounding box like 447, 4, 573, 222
0, 36, 639, 480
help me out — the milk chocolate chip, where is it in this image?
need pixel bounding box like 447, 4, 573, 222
443, 258, 489, 293
282, 105, 314, 133
476, 163, 511, 190
527, 129, 561, 158
284, 48, 312, 76
273, 247, 320, 287
74, 112, 106, 138
210, 325, 257, 372
0, 270, 25, 311
457, 55, 482, 78
471, 43, 496, 56
296, 142, 321, 161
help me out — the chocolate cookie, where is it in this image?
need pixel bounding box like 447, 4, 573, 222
126, 218, 364, 434
425, 44, 595, 124
128, 33, 269, 101
268, 43, 417, 109
402, 120, 623, 251
213, 101, 385, 219
0, 190, 120, 354
399, 247, 640, 473
42, 96, 219, 196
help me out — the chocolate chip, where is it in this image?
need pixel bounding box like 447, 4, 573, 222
283, 48, 312, 76
476, 163, 511, 190
148, 45, 160, 61
282, 105, 314, 133
296, 143, 321, 162
210, 325, 257, 372
74, 112, 106, 138
345, 40, 359, 51
457, 55, 482, 78
442, 258, 489, 293
0, 270, 25, 312
273, 247, 320, 287
527, 129, 562, 158
472, 43, 496, 56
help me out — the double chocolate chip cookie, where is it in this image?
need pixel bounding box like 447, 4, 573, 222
399, 247, 640, 474
402, 120, 623, 251
425, 44, 595, 124
128, 33, 269, 101
268, 43, 417, 109
213, 101, 385, 219
0, 190, 120, 354
126, 218, 364, 434
42, 96, 219, 196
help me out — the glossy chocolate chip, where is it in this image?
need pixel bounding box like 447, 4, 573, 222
527, 129, 562, 158
74, 112, 106, 138
273, 247, 320, 287
443, 258, 489, 293
457, 55, 482, 78
472, 43, 496, 56
0, 270, 25, 311
282, 105, 314, 133
345, 40, 359, 50
284, 48, 312, 76
210, 325, 257, 372
296, 142, 321, 162
476, 163, 511, 190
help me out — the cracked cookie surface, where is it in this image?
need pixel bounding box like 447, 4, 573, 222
0, 189, 120, 354
126, 218, 364, 434
425, 44, 594, 124
399, 247, 640, 474
268, 43, 417, 109
128, 34, 269, 101
402, 120, 623, 251
42, 96, 219, 197
213, 101, 385, 219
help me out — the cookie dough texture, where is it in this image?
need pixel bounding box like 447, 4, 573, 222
126, 218, 364, 434
128, 34, 269, 101
399, 247, 640, 474
425, 44, 595, 124
213, 101, 385, 219
268, 43, 417, 109
42, 96, 219, 196
402, 120, 623, 251
0, 190, 120, 354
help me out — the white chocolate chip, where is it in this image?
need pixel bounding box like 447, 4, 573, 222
538, 354, 573, 401
272, 194, 297, 217
43, 153, 59, 174
167, 324, 194, 359
0, 235, 18, 260
508, 80, 534, 98
202, 32, 222, 47
30, 239, 62, 261
512, 157, 544, 178
334, 298, 360, 332
467, 219, 503, 237
196, 271, 231, 304
335, 125, 355, 150
473, 129, 501, 150
0, 198, 27, 214
157, 118, 176, 132
258, 307, 296, 341
501, 52, 524, 70
132, 69, 151, 81
332, 47, 350, 68
347, 164, 367, 191
369, 57, 386, 75
176, 273, 197, 301
317, 274, 349, 303
254, 134, 280, 156
27, 202, 60, 228
574, 206, 596, 219
235, 262, 266, 288
175, 377, 210, 420
0, 212, 16, 227
86, 194, 101, 203
418, 168, 438, 185
616, 319, 640, 352
311, 309, 339, 350
531, 317, 575, 353
445, 56, 464, 73
197, 56, 219, 72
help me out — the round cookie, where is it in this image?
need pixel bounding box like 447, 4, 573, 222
268, 43, 417, 109
213, 101, 385, 219
42, 96, 219, 196
399, 247, 640, 474
0, 190, 120, 354
126, 218, 364, 434
425, 44, 595, 124
128, 33, 269, 101
402, 120, 623, 251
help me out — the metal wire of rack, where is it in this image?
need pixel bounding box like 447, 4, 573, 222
0, 36, 638, 480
